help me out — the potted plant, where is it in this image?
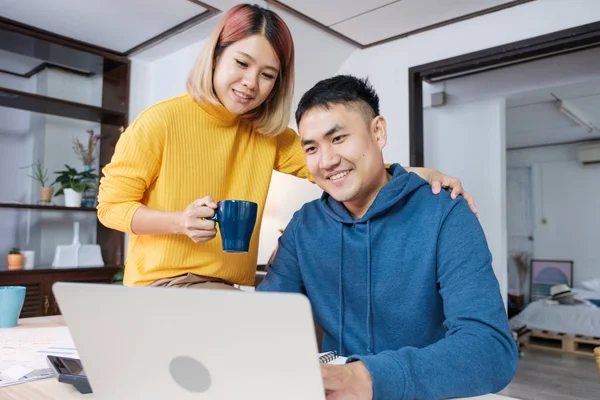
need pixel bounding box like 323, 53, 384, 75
7, 248, 23, 270
53, 165, 98, 207
21, 160, 54, 205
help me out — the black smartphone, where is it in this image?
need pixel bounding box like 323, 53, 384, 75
46, 355, 92, 394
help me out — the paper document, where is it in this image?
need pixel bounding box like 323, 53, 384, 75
0, 326, 79, 387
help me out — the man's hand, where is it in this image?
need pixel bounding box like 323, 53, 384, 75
321, 361, 373, 400
407, 167, 478, 216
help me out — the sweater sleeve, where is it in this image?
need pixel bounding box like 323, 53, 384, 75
273, 128, 312, 181
97, 109, 165, 233
256, 212, 306, 294
350, 199, 518, 400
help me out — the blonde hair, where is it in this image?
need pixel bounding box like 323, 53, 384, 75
186, 4, 295, 137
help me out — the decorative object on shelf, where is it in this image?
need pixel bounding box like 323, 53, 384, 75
52, 165, 98, 207
52, 222, 104, 268
81, 165, 98, 208
64, 188, 82, 208
52, 222, 81, 268
73, 129, 101, 208
21, 159, 54, 205
72, 129, 101, 167
7, 248, 24, 270
21, 250, 35, 270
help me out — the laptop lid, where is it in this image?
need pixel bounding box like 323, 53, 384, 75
52, 282, 325, 400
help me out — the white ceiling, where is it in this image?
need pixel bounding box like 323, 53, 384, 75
507, 79, 600, 149
423, 45, 600, 150
0, 0, 531, 61
0, 0, 209, 53
276, 0, 528, 46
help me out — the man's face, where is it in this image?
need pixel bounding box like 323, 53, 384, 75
299, 103, 387, 206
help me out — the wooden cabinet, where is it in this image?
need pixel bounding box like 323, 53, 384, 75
0, 267, 120, 318
0, 20, 128, 292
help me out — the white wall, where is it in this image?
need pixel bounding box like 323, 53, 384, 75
129, 3, 356, 263
507, 144, 600, 288
338, 0, 600, 165
418, 51, 600, 299
128, 59, 153, 124
424, 98, 507, 302
335, 0, 600, 298
150, 40, 206, 103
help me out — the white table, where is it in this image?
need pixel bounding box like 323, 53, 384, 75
0, 316, 90, 399
0, 317, 520, 400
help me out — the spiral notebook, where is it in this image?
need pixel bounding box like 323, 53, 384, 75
318, 351, 347, 365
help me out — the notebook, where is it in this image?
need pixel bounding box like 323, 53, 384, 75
318, 351, 347, 365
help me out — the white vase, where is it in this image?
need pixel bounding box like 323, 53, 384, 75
21, 250, 35, 270
64, 188, 83, 207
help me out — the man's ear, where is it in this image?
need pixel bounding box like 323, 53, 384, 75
372, 115, 387, 150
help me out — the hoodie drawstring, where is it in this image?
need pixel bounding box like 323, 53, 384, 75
366, 220, 373, 355
338, 225, 345, 355
339, 221, 374, 356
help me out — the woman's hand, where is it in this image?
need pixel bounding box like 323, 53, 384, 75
407, 167, 477, 216
181, 196, 219, 243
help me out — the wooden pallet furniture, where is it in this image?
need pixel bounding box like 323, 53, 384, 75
595, 347, 600, 378
519, 329, 600, 357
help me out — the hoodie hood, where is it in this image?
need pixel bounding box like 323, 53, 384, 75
320, 163, 428, 223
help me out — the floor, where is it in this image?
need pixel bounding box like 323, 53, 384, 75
498, 348, 599, 400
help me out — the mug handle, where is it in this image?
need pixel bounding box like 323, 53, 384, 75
207, 213, 218, 222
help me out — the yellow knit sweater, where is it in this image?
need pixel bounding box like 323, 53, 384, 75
97, 94, 309, 286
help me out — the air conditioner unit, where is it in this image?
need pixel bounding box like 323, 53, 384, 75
578, 141, 600, 166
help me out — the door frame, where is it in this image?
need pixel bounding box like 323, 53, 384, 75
408, 21, 600, 167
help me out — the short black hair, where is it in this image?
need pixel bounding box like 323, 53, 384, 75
295, 75, 380, 126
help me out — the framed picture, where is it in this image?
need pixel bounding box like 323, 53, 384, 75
529, 259, 573, 302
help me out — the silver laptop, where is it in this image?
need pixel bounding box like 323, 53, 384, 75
53, 282, 325, 400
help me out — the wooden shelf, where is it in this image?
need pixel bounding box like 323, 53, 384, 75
0, 20, 129, 275
0, 203, 97, 212
0, 87, 126, 125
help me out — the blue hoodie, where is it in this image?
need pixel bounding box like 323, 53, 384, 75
257, 164, 517, 400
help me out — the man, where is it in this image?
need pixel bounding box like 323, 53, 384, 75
257, 75, 517, 400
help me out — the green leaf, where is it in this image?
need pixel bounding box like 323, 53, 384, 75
71, 181, 86, 193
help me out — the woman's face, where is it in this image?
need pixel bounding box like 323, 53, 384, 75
213, 34, 281, 115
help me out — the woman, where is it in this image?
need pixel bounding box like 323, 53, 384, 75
98, 4, 474, 289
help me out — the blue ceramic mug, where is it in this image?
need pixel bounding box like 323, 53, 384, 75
208, 200, 258, 253
0, 286, 26, 328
